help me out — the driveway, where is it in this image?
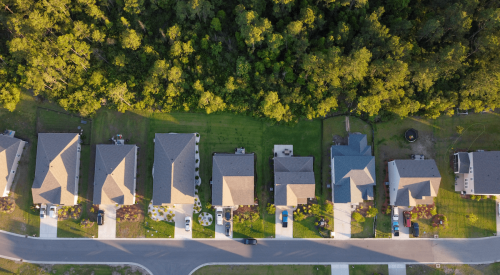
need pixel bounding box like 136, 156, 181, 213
396, 207, 410, 239
334, 203, 351, 239
39, 206, 58, 239
174, 204, 194, 239
215, 208, 232, 239
98, 205, 117, 239
275, 206, 293, 239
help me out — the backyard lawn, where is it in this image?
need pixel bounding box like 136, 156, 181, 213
374, 112, 499, 238
194, 265, 331, 275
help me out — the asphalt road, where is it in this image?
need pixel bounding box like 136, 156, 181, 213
1, 232, 500, 275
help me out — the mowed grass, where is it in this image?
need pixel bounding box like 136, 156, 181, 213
351, 217, 375, 238
93, 109, 150, 238
144, 217, 175, 238
194, 265, 331, 275
350, 264, 388, 275
407, 263, 500, 275
37, 109, 92, 144
293, 204, 333, 238
374, 112, 499, 238
0, 258, 146, 275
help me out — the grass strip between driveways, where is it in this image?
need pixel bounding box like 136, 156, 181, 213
194, 264, 331, 275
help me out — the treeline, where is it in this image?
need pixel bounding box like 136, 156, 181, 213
0, 0, 499, 121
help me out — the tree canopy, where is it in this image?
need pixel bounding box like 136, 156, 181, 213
0, 0, 499, 121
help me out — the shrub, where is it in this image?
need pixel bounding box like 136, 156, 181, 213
430, 207, 437, 216
205, 202, 212, 209
471, 195, 476, 200
196, 150, 199, 154
385, 208, 391, 215
294, 211, 306, 221
196, 134, 199, 137
456, 125, 464, 134
411, 213, 418, 219
315, 222, 319, 226
195, 167, 199, 171
208, 217, 212, 222
468, 213, 478, 224
323, 203, 333, 213
196, 159, 199, 163
250, 212, 259, 222
195, 176, 199, 180
266, 203, 276, 215
233, 216, 240, 223
117, 218, 121, 222
476, 196, 482, 201
352, 212, 365, 223
491, 196, 497, 200
366, 207, 378, 217
442, 215, 448, 222
481, 195, 488, 200
311, 204, 320, 215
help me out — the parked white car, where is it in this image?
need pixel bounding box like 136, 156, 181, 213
49, 206, 57, 218
216, 208, 223, 225
392, 207, 399, 221
185, 217, 192, 231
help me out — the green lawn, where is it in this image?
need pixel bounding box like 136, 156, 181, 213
144, 217, 175, 238
293, 202, 334, 238
407, 263, 500, 275
351, 217, 374, 238
37, 108, 92, 144
192, 176, 215, 238
350, 264, 388, 275
0, 258, 146, 275
194, 265, 331, 275
374, 112, 499, 238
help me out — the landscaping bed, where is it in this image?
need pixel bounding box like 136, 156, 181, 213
117, 205, 142, 223
0, 197, 15, 214
351, 201, 377, 238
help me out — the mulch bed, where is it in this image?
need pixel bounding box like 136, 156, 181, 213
0, 197, 15, 214
381, 161, 391, 215
410, 203, 435, 219
431, 214, 446, 228
353, 201, 374, 218
117, 204, 142, 223
58, 205, 82, 221
233, 199, 260, 216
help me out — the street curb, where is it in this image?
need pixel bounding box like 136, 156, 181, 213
0, 254, 154, 275
1, 229, 498, 241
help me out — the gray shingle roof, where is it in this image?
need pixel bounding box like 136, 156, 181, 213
32, 133, 79, 205
274, 157, 315, 206
457, 152, 470, 173
331, 133, 371, 157
331, 134, 375, 204
212, 154, 254, 206
472, 151, 500, 194
0, 135, 23, 195
391, 159, 441, 206
153, 133, 195, 205
93, 144, 136, 205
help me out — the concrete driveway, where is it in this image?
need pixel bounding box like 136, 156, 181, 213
334, 203, 351, 239
215, 208, 232, 239
174, 204, 194, 239
275, 206, 293, 239
98, 205, 116, 239
40, 206, 58, 239
396, 207, 410, 239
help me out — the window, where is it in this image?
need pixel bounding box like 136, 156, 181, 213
470, 178, 473, 180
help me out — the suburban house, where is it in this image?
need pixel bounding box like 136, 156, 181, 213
0, 130, 26, 197
273, 145, 315, 206
212, 149, 254, 208
454, 151, 500, 195
152, 133, 196, 206
32, 133, 81, 205
93, 139, 138, 205
388, 159, 441, 206
330, 134, 375, 205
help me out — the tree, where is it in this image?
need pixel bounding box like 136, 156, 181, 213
266, 203, 276, 215
211, 18, 221, 32
260, 91, 290, 122
121, 29, 142, 50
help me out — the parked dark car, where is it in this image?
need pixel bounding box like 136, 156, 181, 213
225, 209, 231, 221
412, 222, 419, 237
97, 210, 104, 226
225, 222, 231, 236
243, 238, 257, 245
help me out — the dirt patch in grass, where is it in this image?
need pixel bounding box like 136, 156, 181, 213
117, 205, 142, 223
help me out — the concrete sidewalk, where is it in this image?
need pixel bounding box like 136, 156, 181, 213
389, 263, 406, 275
331, 264, 349, 275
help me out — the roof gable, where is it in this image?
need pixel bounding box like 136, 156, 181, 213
32, 133, 79, 205
153, 134, 195, 205
93, 144, 136, 205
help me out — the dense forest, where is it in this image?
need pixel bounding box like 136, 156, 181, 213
0, 0, 499, 121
